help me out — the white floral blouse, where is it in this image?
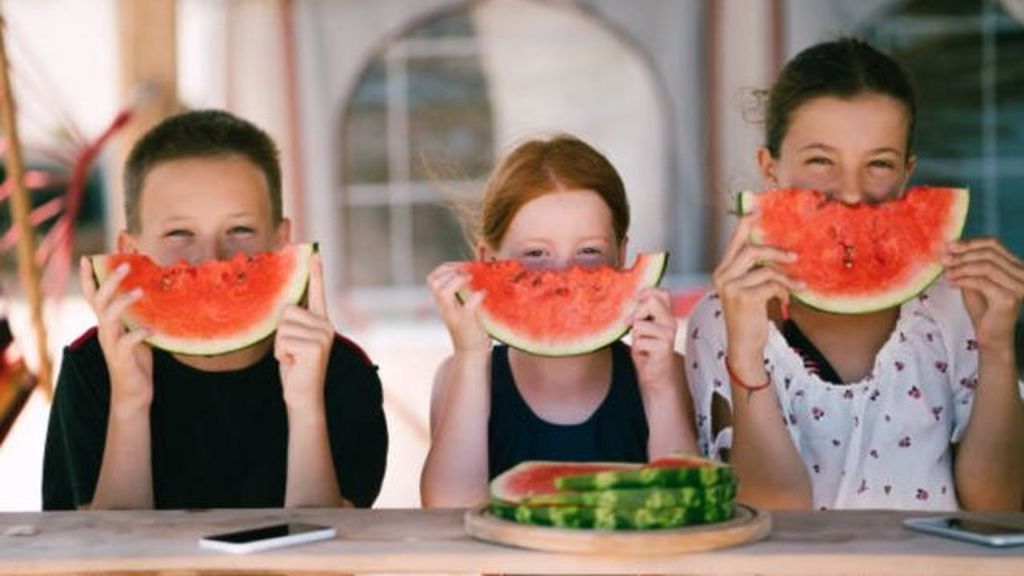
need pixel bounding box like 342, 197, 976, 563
684, 279, 1020, 511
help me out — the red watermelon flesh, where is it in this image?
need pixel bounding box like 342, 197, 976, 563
91, 243, 314, 355
740, 186, 968, 314
491, 461, 645, 504
461, 252, 668, 357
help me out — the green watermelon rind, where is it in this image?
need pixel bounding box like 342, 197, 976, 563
91, 243, 315, 356
737, 188, 970, 314
489, 500, 735, 530
522, 482, 737, 509
555, 464, 735, 491
464, 252, 669, 357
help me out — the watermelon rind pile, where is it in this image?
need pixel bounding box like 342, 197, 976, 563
91, 243, 315, 356
461, 252, 668, 357
739, 186, 969, 314
488, 455, 736, 531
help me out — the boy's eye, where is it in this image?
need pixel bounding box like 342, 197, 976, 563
807, 156, 833, 166
868, 159, 895, 170
522, 249, 546, 258
578, 246, 604, 256
228, 226, 255, 235
163, 229, 193, 239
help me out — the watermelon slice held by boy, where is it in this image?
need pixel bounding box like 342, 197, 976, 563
90, 243, 315, 355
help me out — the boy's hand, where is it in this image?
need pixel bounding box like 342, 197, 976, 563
276, 253, 335, 412
944, 238, 1024, 351
80, 256, 153, 413
427, 262, 492, 355
629, 287, 680, 392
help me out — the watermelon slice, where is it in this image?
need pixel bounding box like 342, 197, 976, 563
91, 243, 315, 355
739, 186, 969, 314
488, 456, 737, 530
491, 461, 639, 504
461, 252, 668, 356
490, 455, 730, 504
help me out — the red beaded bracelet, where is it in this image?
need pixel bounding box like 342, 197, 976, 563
724, 356, 772, 392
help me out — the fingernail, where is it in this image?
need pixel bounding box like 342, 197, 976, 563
116, 263, 130, 275
130, 288, 143, 298
788, 251, 798, 261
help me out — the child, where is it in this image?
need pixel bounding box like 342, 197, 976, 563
42, 110, 388, 510
686, 38, 1024, 511
420, 135, 696, 507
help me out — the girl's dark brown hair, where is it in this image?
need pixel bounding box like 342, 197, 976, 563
764, 37, 917, 158
476, 135, 629, 250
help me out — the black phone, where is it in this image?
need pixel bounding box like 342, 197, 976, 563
903, 516, 1024, 547
199, 522, 336, 554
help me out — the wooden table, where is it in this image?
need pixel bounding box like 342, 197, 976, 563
0, 508, 1020, 575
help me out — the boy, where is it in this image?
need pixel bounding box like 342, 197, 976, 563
42, 110, 388, 509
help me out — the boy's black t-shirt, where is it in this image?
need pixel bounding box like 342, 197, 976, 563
42, 329, 388, 510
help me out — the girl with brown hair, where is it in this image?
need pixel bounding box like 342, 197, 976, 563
687, 38, 1023, 512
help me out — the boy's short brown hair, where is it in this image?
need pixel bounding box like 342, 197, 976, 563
123, 110, 283, 232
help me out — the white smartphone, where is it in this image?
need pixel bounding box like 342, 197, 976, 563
199, 522, 336, 554
903, 516, 1024, 547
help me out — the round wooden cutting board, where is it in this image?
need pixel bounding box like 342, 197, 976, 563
464, 503, 771, 555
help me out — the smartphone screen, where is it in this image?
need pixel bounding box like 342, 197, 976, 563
904, 516, 1024, 547
200, 522, 336, 553
944, 518, 1024, 537
206, 523, 325, 544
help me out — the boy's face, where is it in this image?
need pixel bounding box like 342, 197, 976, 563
119, 155, 289, 266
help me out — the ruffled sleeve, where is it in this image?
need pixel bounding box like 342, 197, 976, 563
683, 292, 734, 460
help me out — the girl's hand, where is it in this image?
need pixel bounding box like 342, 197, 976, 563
713, 215, 802, 366
276, 253, 335, 411
427, 262, 492, 354
80, 256, 153, 413
629, 287, 680, 392
944, 238, 1024, 350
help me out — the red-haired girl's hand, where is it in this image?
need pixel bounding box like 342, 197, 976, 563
427, 262, 492, 354
944, 238, 1024, 351
629, 287, 680, 391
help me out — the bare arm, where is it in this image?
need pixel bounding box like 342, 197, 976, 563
80, 257, 155, 510
630, 288, 697, 458
284, 403, 346, 507
278, 254, 347, 507
724, 353, 811, 509
420, 352, 492, 507
419, 262, 494, 507
945, 238, 1024, 510
90, 397, 154, 509
714, 216, 811, 510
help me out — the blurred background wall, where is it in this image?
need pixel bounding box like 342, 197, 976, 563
1, 0, 1021, 510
